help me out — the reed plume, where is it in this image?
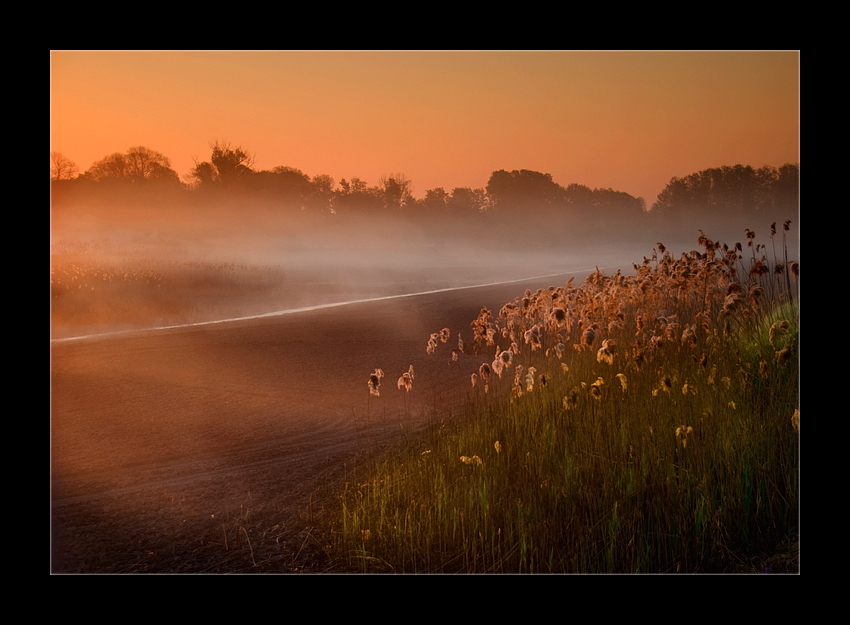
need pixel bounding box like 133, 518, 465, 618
491, 357, 504, 379
426, 336, 437, 355
478, 362, 491, 382
368, 368, 384, 397
675, 425, 694, 448
398, 372, 413, 392
562, 388, 579, 410
525, 367, 537, 392
616, 372, 628, 392
769, 319, 791, 348
596, 338, 616, 365
499, 349, 513, 368
524, 324, 543, 351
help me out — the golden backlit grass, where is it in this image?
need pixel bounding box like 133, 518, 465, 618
323, 224, 799, 573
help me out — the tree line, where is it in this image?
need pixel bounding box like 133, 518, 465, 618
651, 163, 799, 217
50, 141, 798, 227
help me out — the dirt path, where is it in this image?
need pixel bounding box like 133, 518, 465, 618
50, 273, 589, 573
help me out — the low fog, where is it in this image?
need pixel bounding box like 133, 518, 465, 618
50, 196, 797, 342
49, 205, 616, 339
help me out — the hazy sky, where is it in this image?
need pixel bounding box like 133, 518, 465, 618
50, 50, 799, 204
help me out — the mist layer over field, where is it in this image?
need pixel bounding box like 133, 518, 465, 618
50, 201, 665, 340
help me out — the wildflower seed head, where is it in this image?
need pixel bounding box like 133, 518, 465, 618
479, 362, 491, 381
596, 338, 616, 365
789, 261, 799, 279
499, 350, 513, 367
398, 372, 413, 392
563, 388, 579, 410
616, 373, 627, 392
768, 319, 791, 349
681, 325, 697, 346
368, 369, 384, 396
774, 345, 793, 365
492, 358, 504, 378
675, 425, 694, 448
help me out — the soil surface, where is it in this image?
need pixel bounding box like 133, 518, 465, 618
50, 273, 587, 574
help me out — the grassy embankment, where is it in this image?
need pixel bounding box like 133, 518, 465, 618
322, 224, 799, 573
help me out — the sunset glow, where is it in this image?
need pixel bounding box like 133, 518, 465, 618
49, 50, 799, 204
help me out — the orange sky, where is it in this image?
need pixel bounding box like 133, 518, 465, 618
49, 50, 799, 204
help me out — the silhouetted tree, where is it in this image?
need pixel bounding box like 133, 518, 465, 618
250, 166, 312, 205
211, 141, 254, 184
447, 187, 487, 215
82, 146, 179, 185
334, 177, 382, 213
423, 187, 449, 213
379, 173, 414, 211
188, 161, 217, 188
652, 175, 690, 216
50, 152, 79, 181
308, 174, 336, 213
562, 183, 594, 206
125, 146, 181, 184
774, 163, 799, 211
83, 152, 129, 181
189, 140, 254, 189
486, 169, 562, 212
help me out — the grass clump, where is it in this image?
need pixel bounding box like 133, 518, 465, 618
321, 225, 799, 573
